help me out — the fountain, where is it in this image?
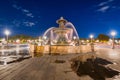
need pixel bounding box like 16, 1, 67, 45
43, 17, 79, 46
30, 17, 92, 54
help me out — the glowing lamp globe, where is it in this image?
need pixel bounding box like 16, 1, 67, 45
4, 30, 10, 35
111, 31, 116, 37
90, 35, 94, 39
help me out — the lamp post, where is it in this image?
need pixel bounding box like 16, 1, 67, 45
89, 34, 94, 52
111, 31, 116, 49
90, 35, 94, 43
4, 30, 10, 48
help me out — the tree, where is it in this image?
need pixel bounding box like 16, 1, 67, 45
97, 34, 110, 42
9, 34, 34, 40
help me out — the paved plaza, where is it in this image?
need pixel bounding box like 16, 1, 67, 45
0, 48, 120, 80
1, 0, 120, 79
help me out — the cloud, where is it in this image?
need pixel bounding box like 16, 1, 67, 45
12, 4, 34, 18
111, 6, 120, 9
22, 9, 29, 13
12, 19, 36, 27
98, 0, 114, 6
23, 22, 35, 27
96, 0, 117, 13
97, 6, 110, 12
12, 3, 37, 27
26, 13, 34, 18
12, 4, 21, 10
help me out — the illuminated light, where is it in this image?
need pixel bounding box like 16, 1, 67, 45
96, 40, 99, 42
4, 30, 10, 35
111, 31, 116, 37
110, 31, 117, 49
1, 38, 5, 42
81, 40, 84, 43
43, 36, 47, 40
115, 40, 118, 43
86, 40, 89, 42
73, 36, 76, 40
89, 34, 94, 39
109, 39, 112, 42
16, 39, 20, 43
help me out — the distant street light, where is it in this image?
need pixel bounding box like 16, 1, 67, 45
43, 36, 47, 40
96, 40, 99, 43
73, 36, 77, 40
4, 30, 10, 48
89, 34, 94, 43
89, 34, 94, 52
86, 40, 89, 43
16, 39, 20, 43
111, 31, 116, 49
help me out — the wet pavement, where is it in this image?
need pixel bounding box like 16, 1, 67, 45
71, 57, 120, 80
96, 48, 120, 70
95, 48, 120, 80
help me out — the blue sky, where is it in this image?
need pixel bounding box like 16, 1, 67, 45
0, 0, 120, 38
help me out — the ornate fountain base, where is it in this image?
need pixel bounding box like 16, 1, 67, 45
29, 45, 92, 56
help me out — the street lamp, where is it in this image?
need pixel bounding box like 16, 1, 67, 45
89, 34, 94, 52
89, 34, 94, 43
73, 36, 79, 46
4, 30, 10, 48
111, 31, 116, 49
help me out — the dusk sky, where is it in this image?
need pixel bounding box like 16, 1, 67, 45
0, 0, 120, 38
